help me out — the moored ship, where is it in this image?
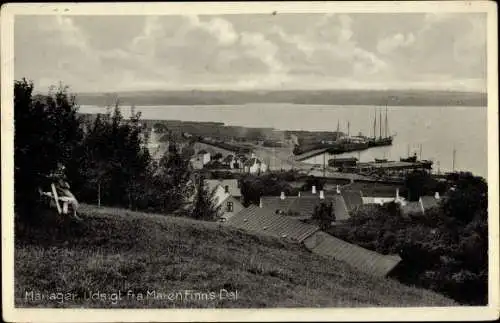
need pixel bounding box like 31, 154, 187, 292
368, 105, 394, 147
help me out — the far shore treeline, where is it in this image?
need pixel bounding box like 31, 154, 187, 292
14, 79, 488, 306
72, 89, 487, 107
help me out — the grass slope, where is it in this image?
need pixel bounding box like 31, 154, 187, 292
15, 204, 456, 308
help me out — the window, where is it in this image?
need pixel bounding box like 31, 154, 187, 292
226, 201, 234, 212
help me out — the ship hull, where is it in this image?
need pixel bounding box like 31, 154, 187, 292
326, 142, 370, 155
368, 137, 393, 147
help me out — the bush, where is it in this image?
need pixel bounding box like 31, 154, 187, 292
329, 173, 488, 305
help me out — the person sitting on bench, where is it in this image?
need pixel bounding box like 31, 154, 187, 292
55, 179, 79, 217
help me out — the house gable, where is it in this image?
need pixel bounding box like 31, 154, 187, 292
218, 195, 244, 222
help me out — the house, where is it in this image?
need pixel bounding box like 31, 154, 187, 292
197, 150, 211, 165
361, 188, 406, 206
243, 153, 267, 174
225, 205, 401, 277
205, 179, 242, 200
205, 179, 244, 222
259, 185, 363, 222
189, 150, 211, 170
189, 156, 204, 170
401, 192, 441, 216
222, 155, 241, 169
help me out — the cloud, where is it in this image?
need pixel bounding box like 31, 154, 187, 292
14, 13, 487, 92
376, 33, 416, 54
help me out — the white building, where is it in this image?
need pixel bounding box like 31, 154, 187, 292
243, 154, 268, 174
205, 179, 244, 222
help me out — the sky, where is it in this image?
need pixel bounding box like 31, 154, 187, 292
14, 13, 487, 93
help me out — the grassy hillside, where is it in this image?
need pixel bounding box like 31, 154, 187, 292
15, 204, 456, 308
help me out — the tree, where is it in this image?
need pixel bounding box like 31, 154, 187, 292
404, 170, 444, 201
441, 172, 487, 224
301, 175, 326, 192
14, 79, 83, 220
312, 202, 334, 230
74, 103, 151, 210
191, 175, 221, 221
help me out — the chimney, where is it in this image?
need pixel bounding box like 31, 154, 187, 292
434, 191, 440, 200
336, 185, 341, 194
312, 185, 317, 194
396, 188, 400, 200
319, 190, 325, 199
280, 191, 286, 200
259, 197, 263, 208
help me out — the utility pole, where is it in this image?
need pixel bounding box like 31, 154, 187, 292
452, 147, 456, 171
323, 152, 326, 178
419, 144, 423, 160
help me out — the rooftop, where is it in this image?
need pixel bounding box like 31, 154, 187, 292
261, 189, 363, 220
420, 195, 441, 211
225, 205, 319, 243
303, 231, 402, 277
205, 179, 242, 197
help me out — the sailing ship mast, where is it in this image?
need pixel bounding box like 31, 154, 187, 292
385, 106, 388, 138
379, 108, 382, 139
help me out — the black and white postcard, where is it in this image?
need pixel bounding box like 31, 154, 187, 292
1, 1, 498, 322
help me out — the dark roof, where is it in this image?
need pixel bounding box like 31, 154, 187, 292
332, 195, 350, 221
420, 196, 440, 211
225, 205, 319, 243
205, 179, 242, 197
261, 193, 351, 221
260, 196, 298, 214
303, 231, 402, 277
341, 190, 364, 211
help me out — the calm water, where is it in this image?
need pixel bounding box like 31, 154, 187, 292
79, 104, 488, 179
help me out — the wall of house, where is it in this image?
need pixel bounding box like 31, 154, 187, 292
190, 158, 204, 170
362, 197, 395, 205
202, 153, 211, 165
219, 196, 244, 221
249, 163, 259, 174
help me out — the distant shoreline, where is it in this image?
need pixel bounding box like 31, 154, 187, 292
73, 89, 487, 107
77, 103, 487, 108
